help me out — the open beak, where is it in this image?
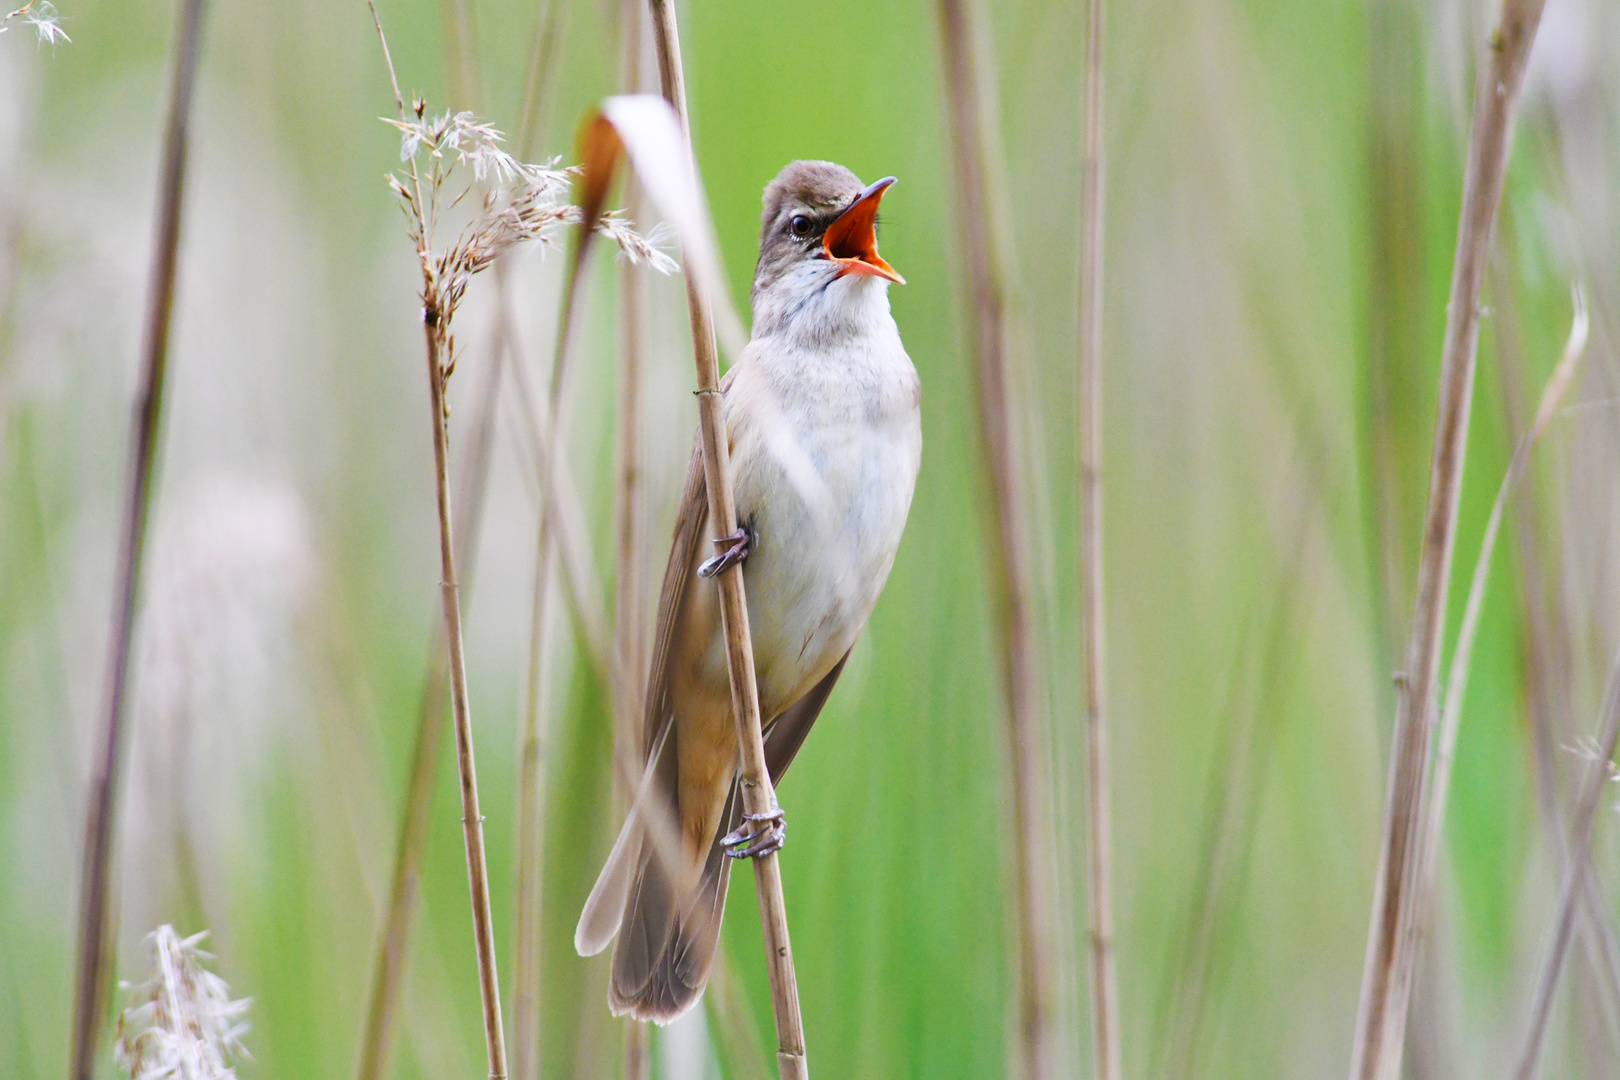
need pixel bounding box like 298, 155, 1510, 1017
823, 176, 904, 284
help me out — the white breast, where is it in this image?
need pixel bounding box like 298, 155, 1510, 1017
720, 297, 921, 717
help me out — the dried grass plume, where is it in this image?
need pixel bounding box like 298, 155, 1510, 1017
114, 926, 251, 1080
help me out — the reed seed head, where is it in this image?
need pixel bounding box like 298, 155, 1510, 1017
114, 926, 251, 1080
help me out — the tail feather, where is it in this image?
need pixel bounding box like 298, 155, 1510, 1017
607, 780, 740, 1023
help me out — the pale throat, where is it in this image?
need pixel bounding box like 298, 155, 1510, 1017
750, 266, 895, 348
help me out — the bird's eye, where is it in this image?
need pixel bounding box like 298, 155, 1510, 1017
789, 215, 814, 238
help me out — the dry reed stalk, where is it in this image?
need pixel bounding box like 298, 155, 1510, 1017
68, 1, 205, 1074
1515, 649, 1620, 1079
417, 171, 509, 1080
366, 8, 547, 1077
1347, 2, 1547, 1076
354, 314, 505, 1080
1076, 0, 1119, 1075
935, 2, 1056, 1077
644, 3, 808, 1073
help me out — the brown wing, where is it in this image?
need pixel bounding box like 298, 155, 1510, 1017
641, 429, 710, 760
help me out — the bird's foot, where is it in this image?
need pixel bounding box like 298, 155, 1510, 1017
722, 807, 785, 859
698, 527, 751, 579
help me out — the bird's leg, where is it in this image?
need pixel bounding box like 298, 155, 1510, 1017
722, 805, 785, 859
698, 525, 752, 579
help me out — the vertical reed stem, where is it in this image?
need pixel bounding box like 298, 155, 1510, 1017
355, 326, 503, 1080
936, 3, 1056, 1078
422, 311, 509, 1080
1347, 2, 1546, 1077
646, 3, 808, 1076
69, 1, 205, 1075
1077, 0, 1120, 1076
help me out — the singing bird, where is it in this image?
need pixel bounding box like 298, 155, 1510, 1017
574, 161, 922, 1022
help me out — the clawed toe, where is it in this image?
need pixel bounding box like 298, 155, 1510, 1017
723, 808, 785, 859
698, 528, 751, 579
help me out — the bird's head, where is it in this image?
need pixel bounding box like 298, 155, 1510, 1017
751, 160, 903, 339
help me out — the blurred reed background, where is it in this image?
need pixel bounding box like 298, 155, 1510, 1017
3, 0, 1620, 1077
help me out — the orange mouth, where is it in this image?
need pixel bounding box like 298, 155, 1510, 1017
823, 177, 904, 284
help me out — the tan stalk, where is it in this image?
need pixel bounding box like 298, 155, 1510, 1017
421, 264, 508, 1080
644, 3, 808, 1075
936, 2, 1056, 1078
1076, 0, 1119, 1075
1514, 647, 1620, 1079
68, 0, 205, 1075
1346, 2, 1547, 1077
366, 6, 509, 1078
355, 315, 505, 1080
356, 0, 564, 1066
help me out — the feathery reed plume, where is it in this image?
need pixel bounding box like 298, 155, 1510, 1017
1515, 653, 1620, 1079
365, 11, 669, 1079
936, 2, 1057, 1077
114, 927, 249, 1080
70, 1, 205, 1075
368, 9, 569, 1078
354, 304, 505, 1080
1347, 2, 1548, 1076
1, 0, 69, 44
602, 13, 810, 1066
1076, 0, 1119, 1075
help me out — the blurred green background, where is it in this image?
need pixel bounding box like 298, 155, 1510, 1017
3, 0, 1619, 1077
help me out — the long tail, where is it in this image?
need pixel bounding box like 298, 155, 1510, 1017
606, 781, 741, 1023
573, 723, 739, 1025
573, 652, 851, 1023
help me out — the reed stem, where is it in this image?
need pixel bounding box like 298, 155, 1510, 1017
646, 3, 808, 1075
1077, 0, 1119, 1076
355, 325, 504, 1080
1347, 2, 1547, 1077
69, 1, 205, 1074
421, 309, 509, 1080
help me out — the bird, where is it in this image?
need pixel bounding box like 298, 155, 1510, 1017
573, 160, 922, 1024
